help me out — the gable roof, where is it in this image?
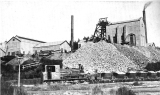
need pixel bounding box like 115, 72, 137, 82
110, 17, 142, 25
7, 35, 46, 43
34, 40, 69, 48
15, 35, 46, 43
6, 36, 21, 43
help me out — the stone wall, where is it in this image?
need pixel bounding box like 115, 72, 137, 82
106, 18, 147, 46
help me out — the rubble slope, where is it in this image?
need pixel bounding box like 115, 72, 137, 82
63, 41, 138, 73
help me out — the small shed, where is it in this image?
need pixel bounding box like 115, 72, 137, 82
40, 57, 63, 80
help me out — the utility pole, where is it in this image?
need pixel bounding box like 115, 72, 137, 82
17, 56, 23, 87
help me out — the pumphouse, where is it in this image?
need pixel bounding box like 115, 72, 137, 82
93, 2, 152, 47
106, 17, 147, 46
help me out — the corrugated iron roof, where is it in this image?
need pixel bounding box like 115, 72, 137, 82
34, 41, 67, 48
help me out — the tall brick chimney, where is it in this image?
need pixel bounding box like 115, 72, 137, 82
71, 15, 74, 52
143, 2, 152, 44
143, 10, 148, 44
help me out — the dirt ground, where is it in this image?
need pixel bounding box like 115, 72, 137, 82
23, 81, 160, 95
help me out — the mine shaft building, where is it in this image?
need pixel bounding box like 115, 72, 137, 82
105, 17, 147, 46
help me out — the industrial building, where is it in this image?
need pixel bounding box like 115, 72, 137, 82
33, 40, 71, 53
93, 5, 150, 47
6, 35, 46, 56
106, 17, 147, 46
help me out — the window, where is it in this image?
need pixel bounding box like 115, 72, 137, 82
8, 52, 10, 56
61, 48, 63, 53
65, 50, 67, 53
16, 51, 20, 54
35, 50, 37, 54
78, 44, 81, 48
13, 39, 15, 41
129, 34, 136, 46
12, 52, 15, 56
47, 66, 55, 72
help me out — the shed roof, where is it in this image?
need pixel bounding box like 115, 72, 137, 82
40, 57, 63, 67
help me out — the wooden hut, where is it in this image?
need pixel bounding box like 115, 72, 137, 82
40, 57, 63, 81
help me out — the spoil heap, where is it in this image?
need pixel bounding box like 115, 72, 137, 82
146, 47, 160, 62
114, 44, 150, 69
131, 46, 160, 63
63, 41, 138, 74
131, 46, 152, 61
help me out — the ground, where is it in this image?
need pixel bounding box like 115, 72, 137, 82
19, 81, 160, 95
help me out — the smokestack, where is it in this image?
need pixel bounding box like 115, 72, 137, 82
71, 15, 74, 52
143, 2, 152, 44
143, 9, 148, 43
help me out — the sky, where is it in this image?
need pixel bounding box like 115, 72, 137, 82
0, 0, 160, 46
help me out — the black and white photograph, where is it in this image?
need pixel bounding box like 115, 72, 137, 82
0, 0, 160, 95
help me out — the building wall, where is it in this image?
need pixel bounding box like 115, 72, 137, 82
20, 39, 42, 54
140, 19, 146, 46
106, 18, 146, 46
0, 42, 6, 57
33, 41, 71, 53
78, 40, 86, 48
33, 45, 60, 53
6, 37, 44, 55
6, 38, 21, 56
60, 42, 71, 52
0, 50, 5, 57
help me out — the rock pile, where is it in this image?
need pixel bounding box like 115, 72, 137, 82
114, 44, 150, 68
131, 46, 160, 63
63, 41, 138, 74
147, 47, 160, 62
131, 46, 151, 61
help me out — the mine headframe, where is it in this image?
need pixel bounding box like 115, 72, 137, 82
93, 17, 111, 43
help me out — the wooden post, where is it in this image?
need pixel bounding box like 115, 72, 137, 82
18, 62, 21, 87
